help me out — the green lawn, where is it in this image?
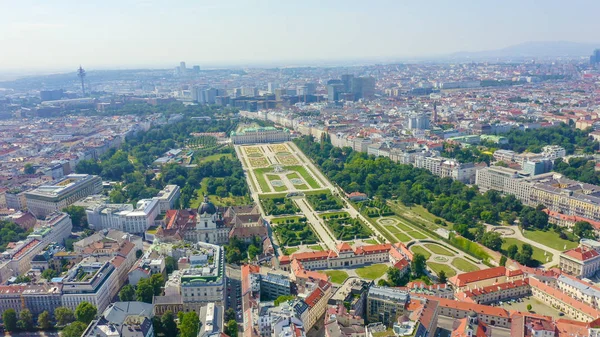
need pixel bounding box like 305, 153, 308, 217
385, 226, 402, 234
284, 247, 299, 255
308, 245, 324, 251
424, 244, 455, 256
255, 170, 272, 193
501, 238, 553, 264
410, 246, 432, 260
428, 262, 456, 277
355, 264, 388, 280
364, 239, 379, 245
324, 270, 349, 284
285, 166, 320, 188
271, 216, 302, 225
394, 233, 412, 242
451, 258, 480, 272
393, 222, 414, 232
267, 174, 288, 192
522, 229, 578, 251
407, 231, 428, 240
198, 152, 233, 163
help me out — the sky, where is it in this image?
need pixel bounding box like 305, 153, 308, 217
1, 0, 599, 72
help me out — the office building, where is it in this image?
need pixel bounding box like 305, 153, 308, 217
25, 174, 102, 218
327, 83, 345, 102
591, 49, 600, 65
154, 185, 180, 213
86, 198, 159, 234
178, 242, 226, 311
407, 114, 430, 130
27, 212, 73, 246
351, 76, 376, 100
61, 259, 119, 312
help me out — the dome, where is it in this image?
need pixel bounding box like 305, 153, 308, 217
198, 196, 217, 215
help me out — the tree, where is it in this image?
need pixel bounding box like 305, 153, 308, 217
42, 268, 58, 281
14, 275, 31, 283
527, 304, 532, 311
38, 311, 52, 330
500, 255, 507, 267
387, 267, 407, 286
506, 244, 519, 259
179, 311, 200, 337
24, 163, 35, 174
165, 256, 178, 275
150, 273, 165, 296
18, 309, 34, 331
152, 316, 163, 336
274, 295, 295, 306
3, 308, 17, 332
481, 231, 503, 251
62, 322, 88, 337
438, 270, 447, 284
162, 311, 178, 337
62, 205, 88, 228
75, 301, 97, 324
411, 253, 427, 278
225, 308, 236, 322
119, 284, 135, 301
574, 221, 595, 239
136, 249, 143, 259
520, 244, 534, 265
136, 278, 154, 303
225, 320, 238, 337
55, 307, 75, 326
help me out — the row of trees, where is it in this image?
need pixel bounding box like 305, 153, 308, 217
2, 302, 96, 336
293, 135, 558, 266
553, 157, 600, 185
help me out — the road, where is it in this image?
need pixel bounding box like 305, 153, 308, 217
485, 225, 561, 267
287, 141, 388, 242
294, 198, 338, 251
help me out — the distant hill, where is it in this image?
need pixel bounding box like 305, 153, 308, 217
447, 41, 600, 60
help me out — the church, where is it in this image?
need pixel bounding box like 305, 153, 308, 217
154, 197, 267, 246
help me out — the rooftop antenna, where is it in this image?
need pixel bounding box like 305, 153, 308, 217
77, 65, 86, 97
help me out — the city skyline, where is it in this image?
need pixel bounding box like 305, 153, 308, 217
1, 0, 600, 72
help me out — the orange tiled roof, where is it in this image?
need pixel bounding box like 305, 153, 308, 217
449, 266, 522, 287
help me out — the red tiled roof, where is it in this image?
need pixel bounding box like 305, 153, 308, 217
305, 287, 324, 308
13, 239, 40, 259
460, 279, 529, 299
290, 250, 331, 261
449, 266, 522, 287
336, 242, 353, 252
563, 246, 600, 261
420, 294, 510, 318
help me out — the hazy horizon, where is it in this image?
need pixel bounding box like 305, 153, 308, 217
2, 0, 600, 73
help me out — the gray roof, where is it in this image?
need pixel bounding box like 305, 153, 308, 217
103, 301, 154, 324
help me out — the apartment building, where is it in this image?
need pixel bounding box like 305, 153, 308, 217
366, 286, 409, 326
0, 284, 62, 316
455, 279, 531, 304
413, 155, 476, 183
556, 273, 600, 309
302, 280, 333, 332
82, 302, 155, 337
2, 238, 45, 276
530, 277, 600, 322
25, 174, 102, 218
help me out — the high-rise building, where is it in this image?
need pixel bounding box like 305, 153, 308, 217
327, 83, 345, 102
268, 82, 279, 93
192, 65, 200, 73
591, 49, 600, 65
341, 74, 354, 92
351, 76, 376, 100
40, 89, 63, 101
